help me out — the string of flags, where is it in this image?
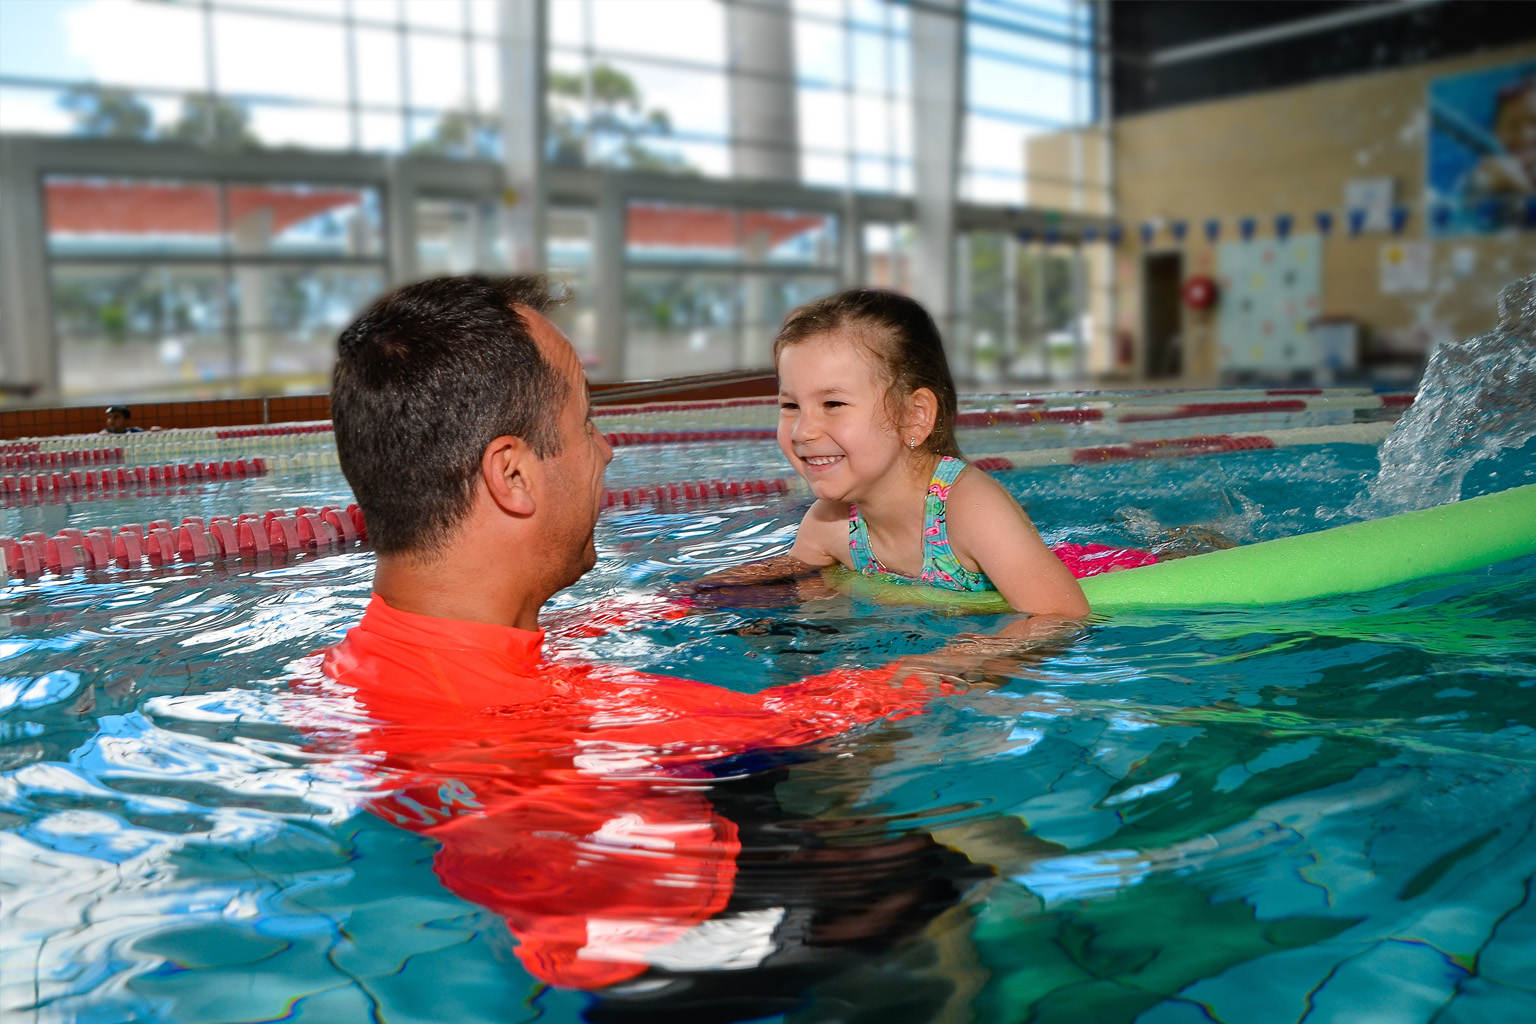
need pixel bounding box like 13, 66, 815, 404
1017, 195, 1536, 246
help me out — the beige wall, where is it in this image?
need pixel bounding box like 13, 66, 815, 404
1112, 42, 1536, 381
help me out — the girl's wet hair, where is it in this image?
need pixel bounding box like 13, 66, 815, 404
773, 288, 962, 458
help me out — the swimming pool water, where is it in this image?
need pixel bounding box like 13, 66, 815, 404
3, 414, 1536, 1023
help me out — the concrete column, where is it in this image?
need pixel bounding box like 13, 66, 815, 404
1003, 234, 1018, 377
385, 158, 420, 285
740, 224, 770, 369
499, 0, 547, 270
910, 0, 964, 349
590, 173, 625, 382
0, 138, 57, 398
231, 207, 273, 380
726, 0, 799, 183
840, 191, 864, 288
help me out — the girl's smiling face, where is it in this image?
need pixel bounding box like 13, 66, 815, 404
776, 331, 910, 504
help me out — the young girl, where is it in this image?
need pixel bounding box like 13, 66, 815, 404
767, 288, 1103, 617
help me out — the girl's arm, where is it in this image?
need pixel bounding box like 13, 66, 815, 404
671, 500, 849, 594
944, 471, 1090, 618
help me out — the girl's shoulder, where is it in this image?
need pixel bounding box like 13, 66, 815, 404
946, 460, 1012, 505
943, 463, 1030, 539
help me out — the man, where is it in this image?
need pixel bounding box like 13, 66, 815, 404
101, 405, 143, 434
322, 276, 995, 1004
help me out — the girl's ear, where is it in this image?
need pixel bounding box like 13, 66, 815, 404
906, 387, 939, 446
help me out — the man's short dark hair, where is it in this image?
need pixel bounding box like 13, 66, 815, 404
105, 405, 131, 417
331, 274, 569, 556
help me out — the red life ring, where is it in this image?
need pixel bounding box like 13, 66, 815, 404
1182, 275, 1218, 310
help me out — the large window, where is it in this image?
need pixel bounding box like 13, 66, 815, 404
45, 176, 385, 396
959, 229, 1086, 383
963, 0, 1097, 204
0, 0, 500, 157
623, 200, 838, 376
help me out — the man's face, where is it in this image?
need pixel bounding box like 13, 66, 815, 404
523, 307, 613, 588
104, 411, 128, 433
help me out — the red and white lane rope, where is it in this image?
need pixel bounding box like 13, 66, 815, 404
1, 503, 365, 578
597, 422, 1400, 509
2, 459, 268, 507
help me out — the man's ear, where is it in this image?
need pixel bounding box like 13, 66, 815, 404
482, 435, 538, 517
906, 387, 939, 445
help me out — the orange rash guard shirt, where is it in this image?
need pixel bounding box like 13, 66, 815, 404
321, 594, 933, 989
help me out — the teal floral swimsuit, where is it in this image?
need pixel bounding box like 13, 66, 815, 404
848, 456, 994, 592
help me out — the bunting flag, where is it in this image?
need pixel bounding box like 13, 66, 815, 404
1239, 217, 1256, 241
1044, 227, 1061, 245
1082, 225, 1098, 243
1431, 204, 1452, 231
1275, 214, 1293, 241
1017, 227, 1034, 244
1170, 220, 1187, 243
1347, 209, 1367, 236
1390, 205, 1410, 235
1140, 222, 1156, 245
1204, 218, 1221, 243
1526, 196, 1536, 229
1106, 223, 1123, 246
1314, 211, 1333, 237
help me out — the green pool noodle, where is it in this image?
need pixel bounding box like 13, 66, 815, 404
836, 483, 1536, 614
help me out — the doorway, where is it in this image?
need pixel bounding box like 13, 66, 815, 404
1143, 252, 1183, 379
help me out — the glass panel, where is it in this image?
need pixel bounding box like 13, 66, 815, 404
468, 0, 500, 37
0, 85, 76, 136
969, 56, 1076, 124
547, 207, 598, 368
226, 185, 383, 259
590, 0, 726, 66
402, 0, 464, 32
851, 94, 889, 156
213, 10, 347, 104
863, 223, 913, 293
232, 264, 385, 380
851, 25, 888, 93
245, 104, 352, 151
624, 270, 741, 379
472, 40, 499, 112
801, 153, 849, 190
626, 203, 836, 268
409, 33, 471, 110
360, 111, 406, 153
352, 0, 401, 25
854, 156, 892, 193
794, 18, 846, 88
747, 211, 837, 267
355, 27, 404, 108
599, 59, 728, 141
53, 263, 232, 396
798, 87, 847, 156
548, 0, 586, 47
35, 0, 208, 93
627, 202, 740, 264
46, 177, 225, 258
965, 231, 1007, 383
740, 272, 838, 367
416, 197, 481, 276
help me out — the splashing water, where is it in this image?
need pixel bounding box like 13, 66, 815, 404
1356, 273, 1536, 515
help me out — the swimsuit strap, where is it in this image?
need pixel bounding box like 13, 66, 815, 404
920, 457, 992, 591
847, 503, 882, 575
847, 456, 992, 592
